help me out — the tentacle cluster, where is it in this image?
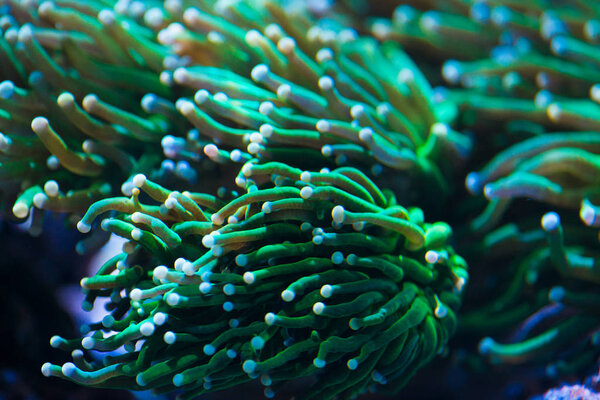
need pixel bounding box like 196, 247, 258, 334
463, 210, 600, 378
373, 0, 600, 384
0, 0, 469, 243
8, 1, 474, 397
159, 1, 470, 202
373, 1, 600, 228
42, 168, 466, 399
0, 0, 178, 233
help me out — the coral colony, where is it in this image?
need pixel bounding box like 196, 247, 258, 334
0, 0, 598, 399
370, 0, 600, 385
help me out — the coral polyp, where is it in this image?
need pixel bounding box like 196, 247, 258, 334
42, 167, 466, 399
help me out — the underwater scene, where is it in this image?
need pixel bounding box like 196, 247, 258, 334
1, 0, 600, 399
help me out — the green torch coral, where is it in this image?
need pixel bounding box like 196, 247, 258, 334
372, 0, 600, 382
473, 210, 600, 377
159, 2, 469, 202
42, 166, 466, 399
0, 0, 468, 242
0, 0, 175, 237
0, 0, 472, 398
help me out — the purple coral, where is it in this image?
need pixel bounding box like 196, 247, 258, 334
545, 385, 600, 400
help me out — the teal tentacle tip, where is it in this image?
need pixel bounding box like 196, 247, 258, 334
541, 212, 560, 231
